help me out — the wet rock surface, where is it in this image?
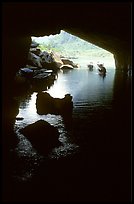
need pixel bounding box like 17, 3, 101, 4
19, 119, 61, 155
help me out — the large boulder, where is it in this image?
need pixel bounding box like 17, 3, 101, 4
50, 51, 63, 68
19, 119, 61, 155
40, 51, 53, 63
61, 58, 79, 68
39, 51, 60, 71
28, 52, 42, 68
41, 61, 59, 71
36, 92, 73, 116
30, 48, 42, 56
31, 41, 39, 48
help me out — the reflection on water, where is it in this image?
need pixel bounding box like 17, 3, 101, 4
15, 67, 116, 180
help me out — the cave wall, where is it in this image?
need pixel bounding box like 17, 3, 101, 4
2, 2, 131, 114
3, 34, 31, 94
114, 51, 132, 71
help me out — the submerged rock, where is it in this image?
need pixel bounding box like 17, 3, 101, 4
19, 119, 61, 155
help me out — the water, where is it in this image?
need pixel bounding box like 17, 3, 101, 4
14, 66, 115, 179
11, 64, 131, 201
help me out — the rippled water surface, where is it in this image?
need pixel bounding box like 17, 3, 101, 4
14, 65, 116, 181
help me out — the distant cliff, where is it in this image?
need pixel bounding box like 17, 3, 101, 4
32, 30, 111, 58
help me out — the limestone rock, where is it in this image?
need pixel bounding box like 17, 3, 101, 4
61, 58, 79, 68
28, 52, 42, 68
50, 51, 63, 68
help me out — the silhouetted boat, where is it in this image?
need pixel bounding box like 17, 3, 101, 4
87, 62, 94, 70
97, 63, 106, 75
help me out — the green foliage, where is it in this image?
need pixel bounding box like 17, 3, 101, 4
35, 30, 112, 58
38, 43, 62, 53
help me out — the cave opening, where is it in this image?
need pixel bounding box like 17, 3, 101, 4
14, 29, 116, 122
31, 30, 115, 70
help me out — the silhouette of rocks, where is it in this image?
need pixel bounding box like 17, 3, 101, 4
61, 58, 79, 68
36, 92, 73, 116
20, 119, 61, 155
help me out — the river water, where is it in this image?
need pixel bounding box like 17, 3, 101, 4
11, 62, 131, 202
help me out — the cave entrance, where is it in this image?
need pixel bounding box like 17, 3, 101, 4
31, 30, 115, 70
15, 30, 118, 177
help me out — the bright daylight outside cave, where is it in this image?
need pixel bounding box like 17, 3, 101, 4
31, 30, 115, 71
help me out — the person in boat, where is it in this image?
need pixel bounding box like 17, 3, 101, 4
97, 63, 106, 74
87, 62, 94, 70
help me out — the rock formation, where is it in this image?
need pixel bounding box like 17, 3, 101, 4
36, 92, 73, 116
20, 119, 61, 155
